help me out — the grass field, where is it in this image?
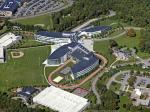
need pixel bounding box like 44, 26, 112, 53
92, 18, 129, 27
12, 14, 53, 30
0, 46, 51, 91
94, 41, 116, 66
110, 81, 121, 92
119, 96, 132, 112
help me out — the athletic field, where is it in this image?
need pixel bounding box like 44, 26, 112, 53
0, 46, 51, 91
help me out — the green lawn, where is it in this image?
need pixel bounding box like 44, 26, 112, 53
0, 46, 51, 91
92, 18, 129, 27
94, 30, 150, 66
115, 75, 122, 81
110, 81, 121, 92
12, 14, 53, 30
20, 39, 44, 47
80, 80, 91, 90
115, 30, 150, 58
119, 96, 132, 112
94, 41, 116, 66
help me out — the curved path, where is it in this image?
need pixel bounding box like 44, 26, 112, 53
46, 53, 107, 90
93, 31, 126, 42
91, 69, 106, 104
91, 59, 119, 104
106, 70, 130, 89
71, 10, 116, 32
94, 27, 143, 42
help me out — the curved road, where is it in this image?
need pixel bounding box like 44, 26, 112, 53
106, 70, 130, 89
91, 69, 106, 104
71, 10, 116, 32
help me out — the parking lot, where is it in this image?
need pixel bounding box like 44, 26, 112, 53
134, 76, 150, 88
15, 0, 67, 17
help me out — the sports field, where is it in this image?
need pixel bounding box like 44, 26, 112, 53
0, 46, 51, 91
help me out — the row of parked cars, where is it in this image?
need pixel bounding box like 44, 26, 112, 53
15, 0, 65, 17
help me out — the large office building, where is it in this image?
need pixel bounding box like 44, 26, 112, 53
33, 86, 90, 112
47, 42, 100, 79
35, 26, 111, 43
0, 0, 22, 17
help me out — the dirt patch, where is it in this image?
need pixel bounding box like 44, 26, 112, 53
11, 51, 24, 59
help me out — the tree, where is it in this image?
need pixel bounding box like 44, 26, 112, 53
126, 28, 136, 37
109, 40, 118, 48
128, 76, 137, 86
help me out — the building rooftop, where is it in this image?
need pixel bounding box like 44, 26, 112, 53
0, 0, 21, 12
0, 32, 21, 48
71, 54, 100, 74
48, 42, 79, 59
17, 86, 38, 98
33, 86, 89, 112
37, 31, 75, 38
72, 88, 89, 97
80, 26, 112, 33
71, 48, 89, 61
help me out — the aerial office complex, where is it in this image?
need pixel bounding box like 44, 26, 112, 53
48, 42, 100, 80
35, 26, 111, 52
35, 26, 111, 79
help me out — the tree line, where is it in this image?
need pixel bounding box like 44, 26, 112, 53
51, 0, 115, 31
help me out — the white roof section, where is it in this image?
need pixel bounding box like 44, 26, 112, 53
33, 86, 89, 112
79, 39, 94, 52
0, 47, 4, 58
0, 32, 21, 48
53, 76, 63, 83
135, 89, 142, 96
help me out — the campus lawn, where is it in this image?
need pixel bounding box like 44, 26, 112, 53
18, 38, 48, 48
80, 80, 91, 90
0, 46, 51, 91
119, 96, 132, 112
12, 14, 53, 30
94, 41, 116, 66
20, 39, 44, 47
115, 30, 150, 58
94, 30, 150, 66
92, 18, 129, 27
115, 74, 122, 81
